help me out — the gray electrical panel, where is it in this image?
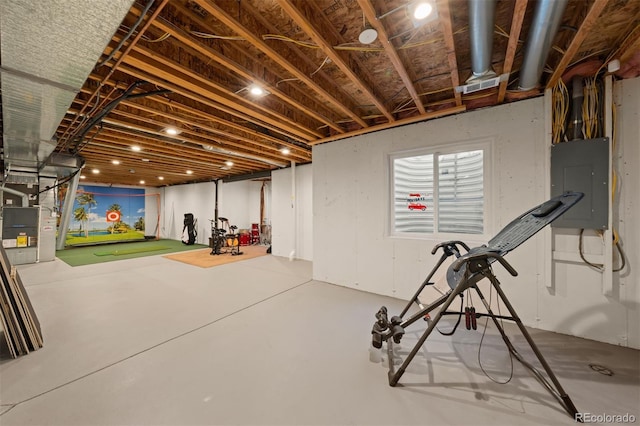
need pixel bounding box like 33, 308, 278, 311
1, 207, 40, 264
550, 138, 609, 229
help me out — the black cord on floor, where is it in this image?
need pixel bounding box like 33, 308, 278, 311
477, 284, 514, 384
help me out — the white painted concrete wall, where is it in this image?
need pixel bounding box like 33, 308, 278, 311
271, 164, 313, 261
313, 78, 639, 348
158, 180, 266, 245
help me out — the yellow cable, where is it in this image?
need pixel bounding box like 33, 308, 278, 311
262, 34, 319, 48
143, 32, 171, 43
551, 79, 568, 144
191, 31, 244, 41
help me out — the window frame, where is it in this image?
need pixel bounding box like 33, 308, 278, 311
388, 138, 493, 242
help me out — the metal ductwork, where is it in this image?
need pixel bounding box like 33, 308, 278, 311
467, 0, 497, 82
518, 0, 569, 90
0, 186, 29, 207
0, 0, 134, 174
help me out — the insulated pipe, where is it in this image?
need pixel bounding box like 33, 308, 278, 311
570, 76, 584, 140
468, 0, 497, 80
519, 0, 569, 90
0, 187, 29, 207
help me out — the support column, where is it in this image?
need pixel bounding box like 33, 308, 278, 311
56, 172, 81, 251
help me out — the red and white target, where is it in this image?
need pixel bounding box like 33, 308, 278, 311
106, 210, 121, 222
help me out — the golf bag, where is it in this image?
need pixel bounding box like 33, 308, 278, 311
182, 213, 197, 245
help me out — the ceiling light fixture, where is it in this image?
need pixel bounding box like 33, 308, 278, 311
186, 170, 193, 175
140, 180, 145, 184
225, 161, 234, 167
131, 145, 141, 152
408, 1, 437, 28
111, 160, 120, 165
413, 2, 433, 20
165, 127, 179, 136
247, 84, 269, 97
92, 169, 100, 174
158, 176, 164, 180
358, 27, 378, 44
280, 147, 291, 155
80, 175, 86, 180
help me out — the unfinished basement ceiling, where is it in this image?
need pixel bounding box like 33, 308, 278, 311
4, 0, 640, 187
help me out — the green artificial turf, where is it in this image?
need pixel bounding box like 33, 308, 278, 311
56, 239, 208, 267
93, 246, 170, 256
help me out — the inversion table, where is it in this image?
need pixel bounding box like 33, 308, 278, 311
371, 191, 584, 419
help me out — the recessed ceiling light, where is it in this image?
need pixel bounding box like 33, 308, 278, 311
186, 170, 193, 175
249, 85, 264, 96
111, 160, 120, 165
158, 176, 164, 180
131, 145, 141, 152
225, 161, 234, 167
92, 169, 99, 174
165, 127, 179, 136
413, 2, 433, 20
80, 175, 86, 179
140, 180, 145, 184
141, 158, 150, 162
280, 147, 291, 155
247, 84, 269, 97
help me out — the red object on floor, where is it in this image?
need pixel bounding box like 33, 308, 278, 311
250, 223, 260, 244
239, 233, 250, 246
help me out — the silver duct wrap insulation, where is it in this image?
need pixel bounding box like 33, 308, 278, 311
0, 0, 134, 170
518, 0, 569, 90
467, 0, 497, 81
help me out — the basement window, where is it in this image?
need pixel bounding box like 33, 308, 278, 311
390, 143, 488, 237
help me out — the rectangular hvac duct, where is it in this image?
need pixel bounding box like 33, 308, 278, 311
0, 0, 134, 171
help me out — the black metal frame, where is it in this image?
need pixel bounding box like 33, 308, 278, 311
371, 192, 584, 420
209, 219, 225, 255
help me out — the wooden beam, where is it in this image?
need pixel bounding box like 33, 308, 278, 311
357, 0, 426, 114
115, 54, 314, 143
94, 121, 288, 168
128, 44, 321, 141
194, 0, 369, 129
498, 0, 528, 102
110, 100, 310, 162
546, 0, 611, 88
83, 75, 311, 156
98, 107, 303, 164
278, 0, 395, 123
309, 105, 466, 145
437, 0, 462, 106
148, 12, 345, 135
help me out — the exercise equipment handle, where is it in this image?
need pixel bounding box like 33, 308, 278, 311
452, 252, 518, 277
431, 240, 471, 255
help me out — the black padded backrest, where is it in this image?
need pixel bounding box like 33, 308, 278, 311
446, 192, 583, 289
486, 192, 583, 255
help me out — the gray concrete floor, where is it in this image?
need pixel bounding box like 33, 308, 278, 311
0, 253, 638, 425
